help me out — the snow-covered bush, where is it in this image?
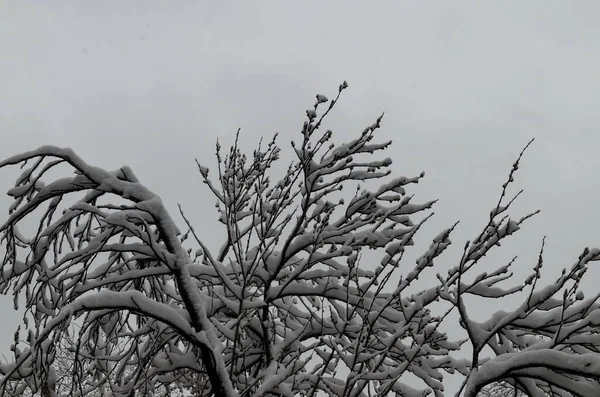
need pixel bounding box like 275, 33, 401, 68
1, 83, 600, 397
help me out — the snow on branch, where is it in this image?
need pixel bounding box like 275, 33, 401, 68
1, 84, 598, 397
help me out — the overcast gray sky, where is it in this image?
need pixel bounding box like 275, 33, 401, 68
1, 1, 600, 393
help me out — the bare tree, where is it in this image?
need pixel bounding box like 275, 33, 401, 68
1, 83, 600, 397
478, 381, 524, 397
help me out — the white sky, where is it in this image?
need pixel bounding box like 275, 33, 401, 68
1, 2, 600, 394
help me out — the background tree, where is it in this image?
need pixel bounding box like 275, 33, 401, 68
1, 83, 600, 397
478, 382, 524, 397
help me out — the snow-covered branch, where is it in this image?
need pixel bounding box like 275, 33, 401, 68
1, 84, 598, 397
